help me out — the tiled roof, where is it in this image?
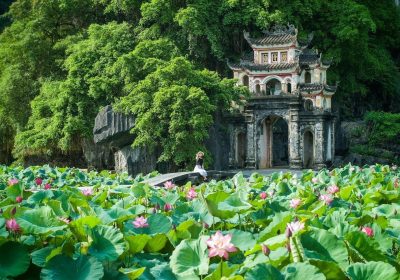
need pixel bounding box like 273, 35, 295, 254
299, 83, 323, 91
228, 60, 297, 71
244, 24, 297, 46
299, 83, 337, 93
246, 34, 296, 46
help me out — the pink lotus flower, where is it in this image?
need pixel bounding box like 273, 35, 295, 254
361, 226, 374, 237
164, 203, 172, 212
186, 188, 198, 200
311, 177, 319, 184
15, 196, 23, 203
35, 178, 43, 185
286, 221, 305, 235
44, 183, 52, 190
260, 192, 267, 200
164, 181, 175, 190
327, 185, 339, 194
289, 198, 301, 209
206, 231, 237, 260
133, 216, 149, 228
8, 178, 19, 186
6, 219, 20, 233
320, 194, 334, 205
80, 187, 93, 196
261, 244, 270, 256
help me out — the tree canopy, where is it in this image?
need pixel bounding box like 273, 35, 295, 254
0, 0, 399, 166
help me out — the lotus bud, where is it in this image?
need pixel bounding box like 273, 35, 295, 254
285, 226, 292, 238
11, 207, 16, 216
16, 196, 23, 203
164, 203, 172, 212
261, 244, 270, 256
203, 222, 209, 229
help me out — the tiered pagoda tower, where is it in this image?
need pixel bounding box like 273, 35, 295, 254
227, 24, 337, 169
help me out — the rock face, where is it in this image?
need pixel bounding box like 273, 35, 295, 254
114, 146, 157, 175
93, 106, 159, 175
82, 138, 115, 170
92, 106, 232, 175
93, 105, 135, 148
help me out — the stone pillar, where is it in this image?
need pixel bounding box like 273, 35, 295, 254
245, 113, 256, 168
314, 121, 326, 169
289, 113, 302, 169
331, 119, 336, 162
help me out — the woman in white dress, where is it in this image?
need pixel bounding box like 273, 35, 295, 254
194, 151, 207, 180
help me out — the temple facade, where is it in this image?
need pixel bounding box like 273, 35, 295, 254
228, 24, 337, 169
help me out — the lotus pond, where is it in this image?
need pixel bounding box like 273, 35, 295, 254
0, 164, 399, 279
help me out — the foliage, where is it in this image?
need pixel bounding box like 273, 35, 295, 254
364, 111, 400, 148
0, 0, 399, 164
0, 164, 400, 278
115, 53, 245, 167
13, 22, 136, 158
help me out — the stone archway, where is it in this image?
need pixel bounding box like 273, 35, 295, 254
303, 130, 314, 168
259, 116, 289, 168
236, 132, 246, 168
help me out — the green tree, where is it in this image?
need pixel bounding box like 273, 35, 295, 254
13, 22, 136, 159
116, 54, 245, 167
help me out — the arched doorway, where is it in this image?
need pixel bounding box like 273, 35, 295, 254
255, 84, 261, 95
265, 79, 282, 95
242, 75, 249, 87
260, 116, 289, 168
305, 72, 311, 84
303, 131, 314, 168
236, 132, 246, 168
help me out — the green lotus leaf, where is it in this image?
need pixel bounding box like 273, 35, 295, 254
282, 262, 326, 280
16, 206, 67, 234
301, 228, 349, 270
130, 213, 172, 235
69, 216, 102, 240
205, 191, 235, 219
145, 234, 168, 252
228, 229, 256, 251
346, 261, 398, 280
149, 262, 176, 280
6, 183, 23, 200
41, 255, 104, 280
88, 225, 126, 262
31, 246, 54, 267
170, 236, 209, 277
204, 261, 239, 280
26, 190, 54, 204
245, 263, 284, 280
345, 231, 387, 262
119, 267, 146, 279
309, 260, 347, 280
126, 234, 152, 254
258, 212, 292, 242
0, 242, 30, 278
218, 192, 252, 213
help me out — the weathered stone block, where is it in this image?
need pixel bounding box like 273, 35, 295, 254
93, 105, 135, 148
